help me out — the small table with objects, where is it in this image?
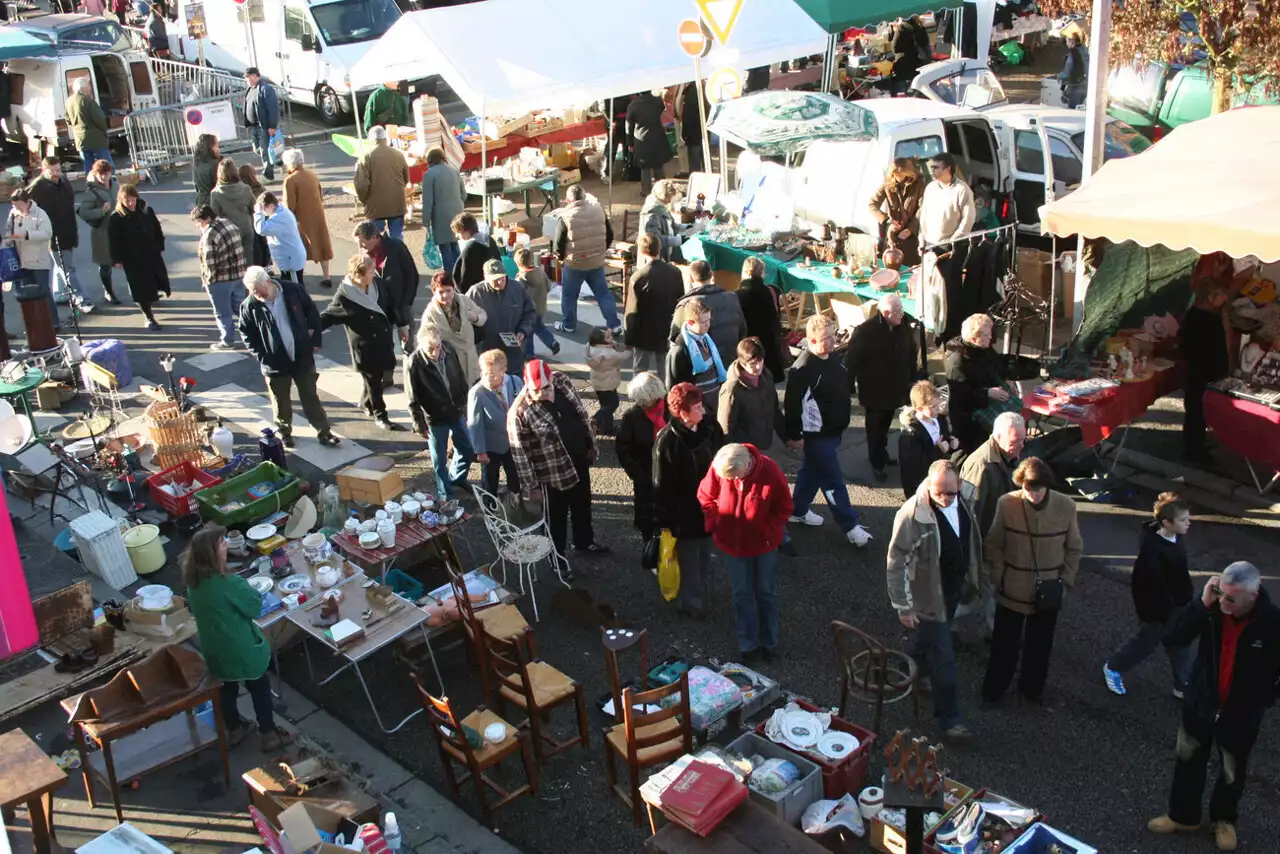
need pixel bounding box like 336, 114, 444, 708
1202, 388, 1280, 494
331, 516, 468, 584
0, 367, 46, 421
285, 572, 440, 733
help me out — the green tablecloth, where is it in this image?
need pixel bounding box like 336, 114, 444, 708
779, 262, 915, 310
682, 236, 790, 287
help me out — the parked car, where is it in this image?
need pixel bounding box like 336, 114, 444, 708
1107, 61, 1278, 141
984, 104, 1151, 231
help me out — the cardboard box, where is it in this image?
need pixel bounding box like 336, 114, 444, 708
870, 778, 972, 854
124, 595, 193, 640
1016, 247, 1054, 301
336, 468, 403, 505
278, 802, 357, 854
483, 112, 532, 140
545, 143, 577, 169
244, 761, 381, 830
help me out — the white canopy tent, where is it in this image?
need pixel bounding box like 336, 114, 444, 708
348, 0, 829, 116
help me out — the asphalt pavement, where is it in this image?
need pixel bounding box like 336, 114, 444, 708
13, 136, 1280, 854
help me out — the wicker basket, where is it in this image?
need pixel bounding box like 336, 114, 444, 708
143, 400, 205, 470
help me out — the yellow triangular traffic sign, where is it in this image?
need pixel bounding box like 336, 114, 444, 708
697, 0, 743, 46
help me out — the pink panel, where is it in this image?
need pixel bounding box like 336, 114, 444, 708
0, 486, 39, 659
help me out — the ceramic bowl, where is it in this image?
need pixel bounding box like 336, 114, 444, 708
484, 723, 508, 744
359, 520, 378, 534
401, 500, 421, 518
248, 576, 274, 595
358, 531, 382, 549
246, 523, 277, 542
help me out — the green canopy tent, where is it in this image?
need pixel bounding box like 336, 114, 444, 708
791, 0, 996, 90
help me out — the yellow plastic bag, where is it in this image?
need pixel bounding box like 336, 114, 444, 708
657, 530, 680, 601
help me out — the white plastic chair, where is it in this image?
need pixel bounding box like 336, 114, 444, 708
471, 485, 571, 621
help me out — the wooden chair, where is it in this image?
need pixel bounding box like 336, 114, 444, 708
413, 676, 537, 827
603, 671, 693, 827
450, 569, 533, 700
482, 625, 589, 765
831, 620, 920, 734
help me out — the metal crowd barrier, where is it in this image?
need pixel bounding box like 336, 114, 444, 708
147, 57, 250, 107
124, 94, 254, 183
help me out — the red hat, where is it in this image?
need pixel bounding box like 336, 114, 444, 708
524, 359, 552, 390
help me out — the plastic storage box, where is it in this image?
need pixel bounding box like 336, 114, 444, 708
69, 510, 137, 590
754, 699, 876, 798
195, 462, 301, 527
147, 461, 222, 517
1004, 823, 1096, 854
727, 731, 823, 827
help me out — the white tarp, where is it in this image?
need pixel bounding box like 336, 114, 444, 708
349, 0, 829, 117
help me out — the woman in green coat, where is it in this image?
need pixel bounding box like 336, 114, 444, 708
183, 525, 294, 751
192, 134, 221, 209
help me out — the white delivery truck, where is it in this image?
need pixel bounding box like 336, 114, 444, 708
170, 0, 407, 125
5, 16, 160, 156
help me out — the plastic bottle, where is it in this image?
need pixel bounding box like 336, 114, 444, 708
383, 813, 402, 854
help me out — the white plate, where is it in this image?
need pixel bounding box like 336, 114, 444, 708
248, 576, 274, 594
780, 710, 822, 748
278, 574, 310, 593
246, 523, 277, 541
817, 731, 859, 760
484, 723, 507, 743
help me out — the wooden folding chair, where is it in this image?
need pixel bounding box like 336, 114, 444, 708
482, 625, 589, 765
603, 671, 692, 827
413, 676, 537, 827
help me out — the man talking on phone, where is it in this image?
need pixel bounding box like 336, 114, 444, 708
1147, 561, 1280, 852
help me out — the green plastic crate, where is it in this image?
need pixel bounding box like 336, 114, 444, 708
195, 461, 301, 527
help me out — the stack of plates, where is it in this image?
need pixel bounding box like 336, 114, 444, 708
779, 709, 822, 751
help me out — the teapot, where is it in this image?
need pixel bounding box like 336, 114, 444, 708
314, 564, 341, 589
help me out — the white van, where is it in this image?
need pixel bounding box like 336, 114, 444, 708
171, 0, 407, 125
737, 99, 1006, 239
5, 16, 159, 154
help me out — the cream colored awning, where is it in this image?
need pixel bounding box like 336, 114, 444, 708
1040, 106, 1280, 263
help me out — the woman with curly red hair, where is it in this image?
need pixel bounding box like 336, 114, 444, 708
653, 383, 725, 618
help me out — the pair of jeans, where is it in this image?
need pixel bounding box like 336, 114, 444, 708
792, 434, 860, 533
437, 240, 460, 275
220, 672, 276, 733
482, 450, 521, 495
911, 599, 963, 729
865, 407, 895, 473
207, 279, 247, 345
1107, 618, 1196, 689
371, 217, 405, 242
547, 455, 594, 555
266, 366, 330, 436
724, 551, 779, 654
1062, 84, 1087, 109
427, 416, 474, 498
49, 250, 87, 304
633, 348, 662, 374
982, 604, 1060, 702
674, 536, 712, 613
97, 265, 117, 301
250, 125, 276, 173
80, 147, 113, 175
1183, 378, 1210, 456
593, 389, 620, 433
523, 314, 558, 356
279, 269, 305, 288
559, 266, 619, 330
1168, 711, 1259, 826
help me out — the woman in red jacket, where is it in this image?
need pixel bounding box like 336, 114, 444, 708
697, 443, 793, 662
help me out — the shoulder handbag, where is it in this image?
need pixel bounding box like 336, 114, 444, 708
1023, 500, 1064, 612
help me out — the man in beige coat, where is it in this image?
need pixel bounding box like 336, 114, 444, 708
887, 459, 982, 741
354, 125, 409, 241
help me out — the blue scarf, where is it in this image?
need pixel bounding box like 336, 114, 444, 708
682, 326, 726, 383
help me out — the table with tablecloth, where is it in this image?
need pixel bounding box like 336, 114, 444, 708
683, 236, 917, 330
1023, 366, 1184, 470
1203, 389, 1280, 492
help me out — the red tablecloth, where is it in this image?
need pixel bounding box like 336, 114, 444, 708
408, 118, 610, 182
1203, 390, 1280, 473
1024, 367, 1184, 447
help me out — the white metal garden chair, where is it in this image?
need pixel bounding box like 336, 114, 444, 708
471, 485, 571, 621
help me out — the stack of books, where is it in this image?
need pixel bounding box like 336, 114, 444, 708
658, 760, 748, 836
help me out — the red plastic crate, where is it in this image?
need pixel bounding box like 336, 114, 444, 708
146, 461, 222, 516
753, 698, 877, 799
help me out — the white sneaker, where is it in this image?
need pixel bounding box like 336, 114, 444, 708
789, 510, 823, 526
846, 524, 872, 547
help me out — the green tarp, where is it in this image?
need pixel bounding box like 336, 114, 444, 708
1071, 241, 1198, 359
706, 91, 877, 157
792, 0, 943, 33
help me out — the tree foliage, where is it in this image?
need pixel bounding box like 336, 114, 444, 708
1042, 0, 1280, 111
